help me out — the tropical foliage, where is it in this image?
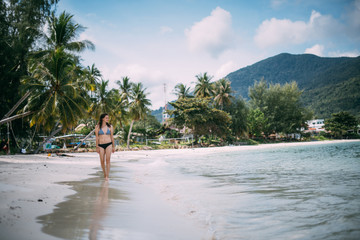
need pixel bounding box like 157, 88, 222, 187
249, 79, 312, 136
213, 78, 234, 110
174, 83, 192, 99
169, 98, 231, 140
0, 0, 58, 138
224, 98, 249, 137
324, 111, 359, 138
126, 83, 151, 148
22, 49, 88, 132
20, 10, 95, 133
194, 72, 214, 98
89, 79, 120, 124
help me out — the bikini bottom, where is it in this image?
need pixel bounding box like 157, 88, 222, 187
98, 142, 112, 150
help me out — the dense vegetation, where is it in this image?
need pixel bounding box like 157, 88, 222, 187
324, 111, 359, 139
0, 3, 151, 153
226, 53, 360, 118
167, 74, 317, 144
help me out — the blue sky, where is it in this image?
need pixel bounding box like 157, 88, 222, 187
57, 0, 360, 109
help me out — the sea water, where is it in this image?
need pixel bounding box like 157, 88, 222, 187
121, 141, 360, 239
38, 141, 360, 240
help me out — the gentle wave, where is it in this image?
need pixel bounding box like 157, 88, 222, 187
126, 141, 360, 239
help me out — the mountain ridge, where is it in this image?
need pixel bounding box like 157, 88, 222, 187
151, 53, 360, 120
226, 53, 360, 118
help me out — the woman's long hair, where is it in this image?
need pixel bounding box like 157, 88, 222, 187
98, 113, 111, 128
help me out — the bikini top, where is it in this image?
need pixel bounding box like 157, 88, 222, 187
98, 127, 111, 135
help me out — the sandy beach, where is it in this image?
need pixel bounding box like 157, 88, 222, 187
1, 139, 359, 240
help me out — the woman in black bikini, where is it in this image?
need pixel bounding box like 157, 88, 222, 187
95, 113, 115, 181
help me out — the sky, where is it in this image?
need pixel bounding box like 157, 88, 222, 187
56, 0, 360, 110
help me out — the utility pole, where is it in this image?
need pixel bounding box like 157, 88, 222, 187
162, 83, 169, 124
164, 83, 167, 110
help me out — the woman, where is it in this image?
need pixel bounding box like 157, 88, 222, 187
95, 113, 115, 180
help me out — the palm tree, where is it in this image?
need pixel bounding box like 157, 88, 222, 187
127, 83, 151, 149
194, 72, 214, 98
22, 49, 89, 132
75, 80, 128, 150
90, 79, 116, 120
213, 78, 234, 110
4, 11, 95, 127
174, 83, 192, 99
19, 11, 95, 153
85, 64, 101, 98
45, 11, 95, 53
116, 76, 133, 103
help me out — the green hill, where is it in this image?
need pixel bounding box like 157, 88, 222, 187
226, 53, 360, 118
151, 107, 164, 123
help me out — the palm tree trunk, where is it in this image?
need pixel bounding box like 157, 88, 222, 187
74, 128, 95, 150
127, 120, 134, 149
1, 91, 32, 120
34, 122, 62, 154
0, 111, 34, 125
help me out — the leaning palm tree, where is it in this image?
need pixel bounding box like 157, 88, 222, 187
194, 72, 214, 98
213, 78, 234, 110
127, 83, 151, 149
22, 49, 89, 132
4, 11, 95, 127
174, 83, 192, 99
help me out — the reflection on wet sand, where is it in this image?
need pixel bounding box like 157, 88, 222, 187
89, 180, 108, 240
37, 176, 128, 240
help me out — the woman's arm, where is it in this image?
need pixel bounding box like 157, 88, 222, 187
111, 125, 115, 153
95, 125, 100, 153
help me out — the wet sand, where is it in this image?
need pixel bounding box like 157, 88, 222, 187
0, 140, 359, 240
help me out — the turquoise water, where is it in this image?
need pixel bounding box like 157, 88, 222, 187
126, 141, 360, 239
183, 142, 360, 239
38, 141, 360, 240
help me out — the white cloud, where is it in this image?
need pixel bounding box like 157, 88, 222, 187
254, 10, 341, 48
100, 63, 175, 109
304, 44, 324, 56
185, 7, 235, 58
214, 61, 238, 80
328, 49, 360, 57
254, 18, 307, 48
160, 26, 173, 34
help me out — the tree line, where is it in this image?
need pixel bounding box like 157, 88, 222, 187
169, 76, 314, 143
169, 76, 359, 143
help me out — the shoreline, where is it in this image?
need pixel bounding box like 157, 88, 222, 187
14, 138, 360, 154
0, 139, 359, 239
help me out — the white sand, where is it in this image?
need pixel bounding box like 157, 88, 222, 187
0, 139, 359, 240
0, 153, 100, 240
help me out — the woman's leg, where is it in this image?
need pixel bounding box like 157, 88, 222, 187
104, 145, 112, 180
99, 147, 106, 178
